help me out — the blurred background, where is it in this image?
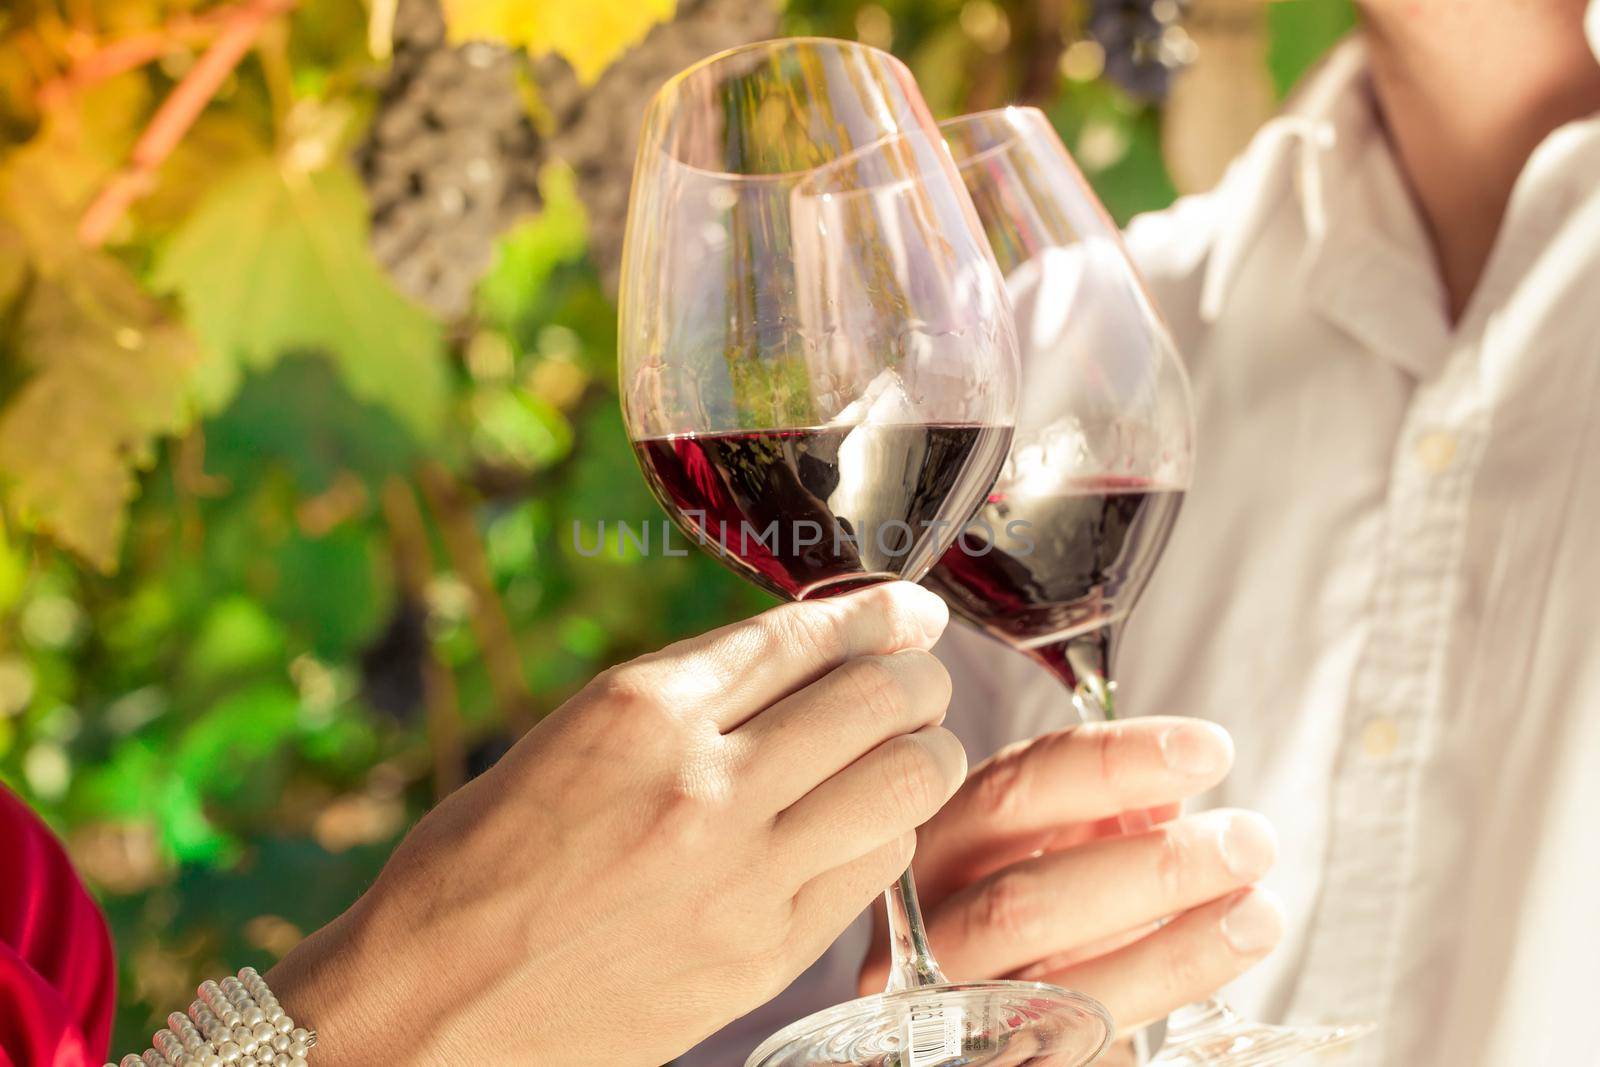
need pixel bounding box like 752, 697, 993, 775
0, 0, 1350, 1048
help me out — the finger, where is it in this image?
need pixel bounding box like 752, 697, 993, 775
773, 726, 966, 887
790, 832, 918, 963
857, 797, 1188, 988
1044, 887, 1286, 1032
735, 648, 953, 810
1004, 801, 1185, 862
862, 809, 1276, 989
622, 582, 949, 730
914, 718, 1234, 904
1012, 920, 1162, 979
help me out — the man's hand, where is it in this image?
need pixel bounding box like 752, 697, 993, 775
859, 718, 1283, 1036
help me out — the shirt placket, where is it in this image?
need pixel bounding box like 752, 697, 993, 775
1285, 345, 1486, 1052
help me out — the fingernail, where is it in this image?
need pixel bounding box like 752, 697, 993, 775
901, 584, 950, 643
1221, 890, 1283, 955
1219, 812, 1277, 880
1160, 721, 1232, 777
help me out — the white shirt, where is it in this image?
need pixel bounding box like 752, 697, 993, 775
684, 33, 1600, 1067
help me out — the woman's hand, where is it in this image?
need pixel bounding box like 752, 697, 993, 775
859, 718, 1283, 1037
269, 582, 965, 1066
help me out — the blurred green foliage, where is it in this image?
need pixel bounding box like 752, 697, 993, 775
0, 0, 1350, 1049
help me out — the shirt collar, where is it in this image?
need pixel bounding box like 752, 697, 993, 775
1198, 37, 1371, 325
1198, 37, 1466, 379
1199, 30, 1600, 380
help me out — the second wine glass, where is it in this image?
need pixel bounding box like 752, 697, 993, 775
921, 105, 1372, 1067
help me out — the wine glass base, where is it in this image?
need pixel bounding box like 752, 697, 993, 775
1150, 999, 1374, 1066
746, 981, 1113, 1067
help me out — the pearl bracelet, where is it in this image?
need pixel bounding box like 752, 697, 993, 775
107, 967, 317, 1067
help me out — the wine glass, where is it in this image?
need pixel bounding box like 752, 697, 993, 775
920, 106, 1373, 1066
619, 38, 1114, 1067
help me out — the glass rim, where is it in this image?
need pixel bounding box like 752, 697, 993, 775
938, 105, 1053, 172
790, 125, 959, 201
791, 105, 1057, 202
644, 36, 923, 185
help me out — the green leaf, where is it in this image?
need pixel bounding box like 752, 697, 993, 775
477, 163, 590, 334
70, 740, 235, 864
137, 111, 270, 231
557, 403, 660, 542
183, 596, 288, 689
0, 518, 25, 614
157, 774, 238, 865
470, 384, 574, 470
485, 502, 539, 578
202, 356, 420, 496
174, 684, 300, 795
151, 160, 450, 438
1267, 0, 1357, 100
269, 525, 387, 660
72, 739, 166, 823
1045, 84, 1177, 226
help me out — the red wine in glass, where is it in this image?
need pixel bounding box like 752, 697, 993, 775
635, 422, 1014, 601
923, 476, 1183, 700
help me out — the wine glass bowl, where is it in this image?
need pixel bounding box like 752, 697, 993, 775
941, 108, 1192, 485
620, 40, 1111, 1067
620, 37, 945, 441
922, 106, 1193, 683
621, 40, 1018, 601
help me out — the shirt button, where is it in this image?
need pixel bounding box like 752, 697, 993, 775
1360, 716, 1400, 759
1415, 430, 1458, 473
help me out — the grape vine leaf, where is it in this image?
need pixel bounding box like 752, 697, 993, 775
202, 356, 420, 496
0, 146, 197, 574
476, 162, 589, 333
151, 159, 449, 438
0, 220, 24, 309
1267, 0, 1357, 100
440, 0, 676, 83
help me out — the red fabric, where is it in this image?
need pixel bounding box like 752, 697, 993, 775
0, 786, 115, 1067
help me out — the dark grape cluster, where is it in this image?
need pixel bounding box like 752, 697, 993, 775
359, 0, 777, 312
533, 0, 779, 293
1087, 0, 1196, 101
358, 0, 543, 319
359, 599, 429, 724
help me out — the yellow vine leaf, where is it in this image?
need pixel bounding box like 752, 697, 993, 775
440, 0, 675, 84
0, 146, 196, 573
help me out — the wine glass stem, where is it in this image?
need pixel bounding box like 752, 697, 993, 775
883, 866, 949, 992
879, 630, 1118, 997
1056, 630, 1156, 837
1061, 629, 1115, 721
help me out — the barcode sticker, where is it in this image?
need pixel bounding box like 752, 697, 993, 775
906, 1005, 962, 1067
